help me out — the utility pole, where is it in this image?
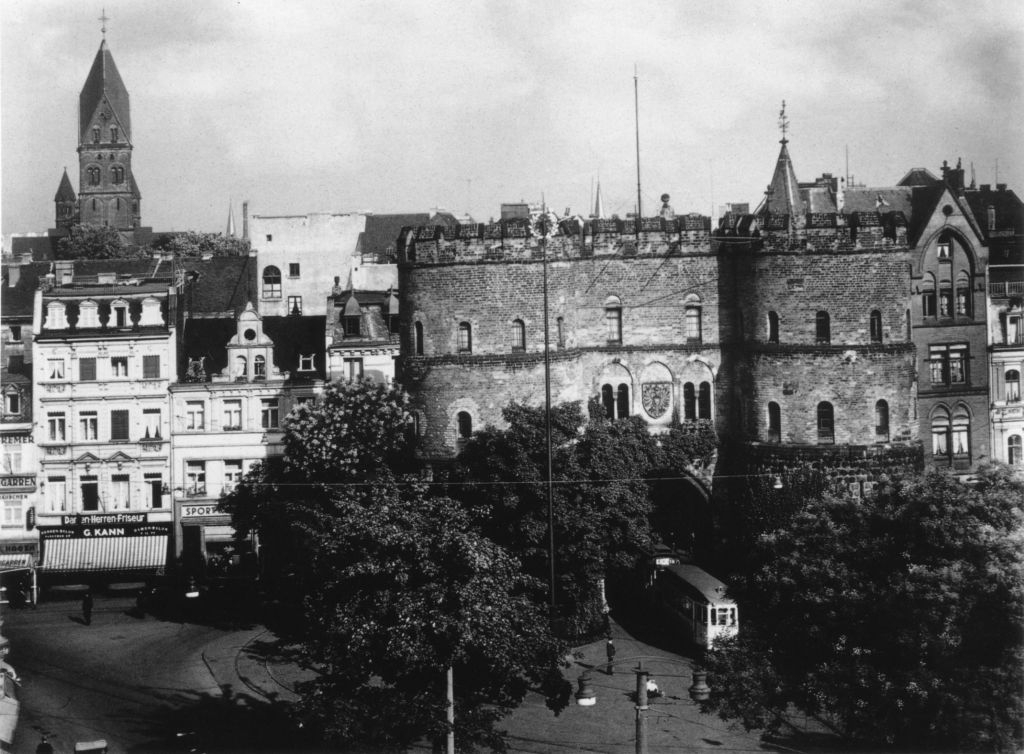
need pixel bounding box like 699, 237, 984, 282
634, 65, 643, 234
541, 205, 556, 623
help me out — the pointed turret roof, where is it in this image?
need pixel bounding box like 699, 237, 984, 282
80, 39, 131, 141
54, 169, 77, 202
593, 181, 605, 219
765, 141, 803, 217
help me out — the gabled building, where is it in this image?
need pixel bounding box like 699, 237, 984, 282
967, 183, 1024, 471
0, 259, 42, 589
326, 280, 400, 383
171, 255, 325, 576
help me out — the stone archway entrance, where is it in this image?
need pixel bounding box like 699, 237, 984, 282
648, 471, 712, 561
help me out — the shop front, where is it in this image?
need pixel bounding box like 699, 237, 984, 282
179, 502, 257, 581
38, 513, 170, 585
0, 539, 39, 605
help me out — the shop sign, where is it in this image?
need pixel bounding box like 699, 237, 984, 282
0, 435, 31, 445
60, 513, 148, 526
40, 522, 169, 539
0, 476, 35, 490
182, 504, 223, 518
0, 541, 38, 556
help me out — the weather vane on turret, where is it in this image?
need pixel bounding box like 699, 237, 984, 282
778, 99, 789, 145
99, 8, 109, 39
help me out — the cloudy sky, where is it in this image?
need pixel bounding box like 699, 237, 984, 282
2, 0, 1022, 236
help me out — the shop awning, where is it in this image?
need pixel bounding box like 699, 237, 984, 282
41, 535, 168, 572
0, 554, 34, 573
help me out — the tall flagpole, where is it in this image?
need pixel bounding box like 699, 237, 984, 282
634, 65, 642, 232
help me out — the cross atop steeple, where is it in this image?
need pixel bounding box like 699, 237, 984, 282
778, 100, 789, 145
99, 8, 109, 39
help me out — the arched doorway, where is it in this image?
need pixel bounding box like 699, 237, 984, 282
648, 471, 712, 561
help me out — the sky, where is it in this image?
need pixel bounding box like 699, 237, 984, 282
2, 0, 1023, 237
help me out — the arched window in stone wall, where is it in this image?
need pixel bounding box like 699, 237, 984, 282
767, 311, 779, 343
262, 266, 282, 299
556, 317, 565, 349
1008, 435, 1022, 465
931, 406, 950, 459
458, 322, 472, 353
414, 321, 424, 356
1006, 369, 1021, 402
234, 355, 248, 380
683, 382, 696, 420
600, 383, 630, 419
815, 311, 830, 344
875, 400, 889, 442
617, 383, 630, 418
87, 166, 101, 186
111, 166, 125, 184
456, 411, 473, 451
767, 402, 781, 443
697, 381, 711, 420
605, 295, 622, 344
816, 401, 834, 444
684, 294, 702, 343
920, 274, 936, 317
511, 319, 525, 352
951, 405, 971, 458
955, 271, 971, 317
869, 310, 882, 343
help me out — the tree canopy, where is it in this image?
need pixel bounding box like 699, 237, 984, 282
702, 465, 1024, 751
145, 231, 250, 257
221, 380, 569, 750
56, 224, 142, 259
451, 400, 717, 635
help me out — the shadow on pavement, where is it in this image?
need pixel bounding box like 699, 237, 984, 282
125, 684, 324, 754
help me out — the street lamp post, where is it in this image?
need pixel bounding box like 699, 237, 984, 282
575, 656, 711, 754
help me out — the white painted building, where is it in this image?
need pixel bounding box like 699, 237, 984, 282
31, 260, 176, 581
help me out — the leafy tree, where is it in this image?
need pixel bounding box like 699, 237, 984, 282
702, 465, 1024, 751
452, 400, 717, 635
292, 481, 569, 751
145, 231, 250, 257
221, 380, 570, 750
56, 223, 142, 259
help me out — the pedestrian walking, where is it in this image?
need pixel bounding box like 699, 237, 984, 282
605, 638, 615, 674
602, 610, 612, 638
82, 590, 93, 625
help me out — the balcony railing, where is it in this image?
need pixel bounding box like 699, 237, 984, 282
989, 281, 1024, 297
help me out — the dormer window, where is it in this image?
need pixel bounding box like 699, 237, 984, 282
299, 354, 315, 372
937, 238, 950, 260
254, 355, 266, 379
112, 303, 129, 328
92, 127, 100, 144
110, 126, 118, 142
342, 293, 362, 337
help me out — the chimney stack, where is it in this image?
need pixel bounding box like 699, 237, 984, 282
242, 201, 250, 241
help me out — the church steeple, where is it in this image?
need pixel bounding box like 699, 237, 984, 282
54, 168, 78, 229
76, 34, 140, 230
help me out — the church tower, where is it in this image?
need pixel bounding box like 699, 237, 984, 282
74, 35, 141, 229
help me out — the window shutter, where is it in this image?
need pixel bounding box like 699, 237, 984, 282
79, 358, 97, 381
111, 409, 130, 441
143, 355, 160, 379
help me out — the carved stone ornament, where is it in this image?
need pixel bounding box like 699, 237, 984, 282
642, 382, 672, 419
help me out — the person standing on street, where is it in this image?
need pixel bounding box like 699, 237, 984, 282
82, 590, 93, 625
605, 638, 615, 675
35, 735, 54, 754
